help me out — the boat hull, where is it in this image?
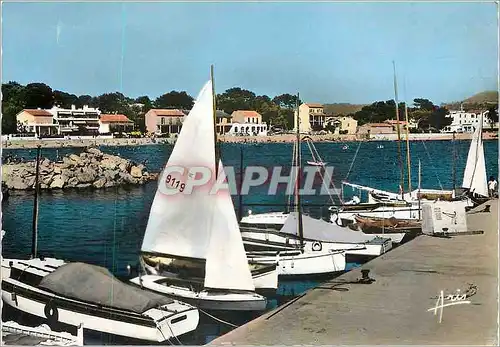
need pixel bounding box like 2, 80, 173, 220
241, 229, 392, 261
1, 257, 200, 342
246, 250, 346, 277
1, 278, 199, 342
129, 275, 268, 311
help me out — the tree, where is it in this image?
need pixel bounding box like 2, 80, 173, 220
93, 92, 130, 114
418, 106, 451, 131
272, 94, 301, 109
155, 91, 194, 109
76, 95, 93, 108
53, 90, 78, 108
2, 81, 26, 134
23, 83, 54, 109
413, 98, 434, 111
486, 105, 498, 127
216, 87, 256, 114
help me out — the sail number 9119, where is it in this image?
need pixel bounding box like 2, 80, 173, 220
165, 174, 186, 192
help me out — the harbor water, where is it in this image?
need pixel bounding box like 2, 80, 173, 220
1, 140, 498, 344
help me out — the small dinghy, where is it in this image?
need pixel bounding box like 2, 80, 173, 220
1, 258, 200, 343
307, 160, 327, 167
129, 71, 274, 312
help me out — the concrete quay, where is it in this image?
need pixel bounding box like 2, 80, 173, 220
211, 199, 499, 345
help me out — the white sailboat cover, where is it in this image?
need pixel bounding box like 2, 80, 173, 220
141, 80, 217, 260
204, 161, 255, 292
280, 212, 377, 243
461, 119, 488, 197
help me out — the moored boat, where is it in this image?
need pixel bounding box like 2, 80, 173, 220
129, 71, 274, 311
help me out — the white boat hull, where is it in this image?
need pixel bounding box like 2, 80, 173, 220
246, 250, 346, 277
129, 275, 267, 311
241, 230, 392, 261
1, 258, 200, 342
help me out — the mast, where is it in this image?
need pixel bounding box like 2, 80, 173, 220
452, 131, 456, 193
418, 159, 421, 220
404, 102, 412, 193
392, 61, 405, 198
295, 92, 304, 250
210, 64, 218, 177
238, 146, 244, 221
31, 145, 41, 259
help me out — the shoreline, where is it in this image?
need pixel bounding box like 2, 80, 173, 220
0, 132, 497, 150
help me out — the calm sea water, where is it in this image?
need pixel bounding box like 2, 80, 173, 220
1, 140, 498, 344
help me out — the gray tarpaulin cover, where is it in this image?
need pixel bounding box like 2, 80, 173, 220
38, 262, 173, 314
280, 212, 376, 243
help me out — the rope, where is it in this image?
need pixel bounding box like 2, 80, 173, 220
420, 140, 444, 190
344, 141, 362, 181
198, 308, 239, 328
302, 137, 341, 205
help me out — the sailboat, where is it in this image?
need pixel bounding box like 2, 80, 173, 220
243, 93, 347, 277
129, 70, 275, 311
328, 63, 463, 226
1, 148, 200, 343
461, 115, 489, 203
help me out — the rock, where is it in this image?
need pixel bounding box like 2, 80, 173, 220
50, 175, 65, 189
41, 183, 48, 189
53, 166, 62, 174
104, 170, 118, 180
119, 172, 137, 184
19, 169, 30, 178
104, 181, 116, 188
130, 166, 143, 178
76, 183, 92, 189
100, 158, 118, 170
76, 168, 96, 183
42, 174, 54, 185
66, 177, 79, 187
61, 168, 75, 178
25, 176, 36, 189
87, 148, 102, 157
93, 178, 106, 188
62, 157, 73, 167
69, 154, 80, 163
7, 176, 29, 190
118, 162, 130, 172
41, 158, 51, 167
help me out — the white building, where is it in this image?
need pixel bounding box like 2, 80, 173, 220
47, 105, 102, 135
226, 110, 268, 136
441, 109, 492, 133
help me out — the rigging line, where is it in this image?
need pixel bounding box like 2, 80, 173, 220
344, 141, 362, 181
304, 138, 342, 205
287, 140, 297, 209
198, 308, 239, 328
420, 140, 444, 190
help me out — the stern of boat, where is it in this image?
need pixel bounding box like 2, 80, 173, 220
146, 302, 200, 342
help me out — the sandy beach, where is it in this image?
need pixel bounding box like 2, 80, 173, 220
0, 132, 497, 150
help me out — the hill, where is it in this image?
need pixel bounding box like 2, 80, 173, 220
444, 90, 498, 110
323, 103, 366, 116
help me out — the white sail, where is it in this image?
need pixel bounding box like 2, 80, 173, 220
204, 160, 255, 292
141, 80, 217, 260
461, 118, 488, 197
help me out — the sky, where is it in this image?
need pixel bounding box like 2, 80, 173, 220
1, 1, 498, 105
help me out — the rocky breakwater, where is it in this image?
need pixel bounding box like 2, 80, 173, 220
2, 148, 159, 190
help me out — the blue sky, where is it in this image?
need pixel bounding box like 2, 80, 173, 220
1, 1, 498, 105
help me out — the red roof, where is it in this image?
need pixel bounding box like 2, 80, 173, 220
232, 110, 261, 117
100, 114, 132, 123
147, 109, 186, 117
22, 109, 52, 116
